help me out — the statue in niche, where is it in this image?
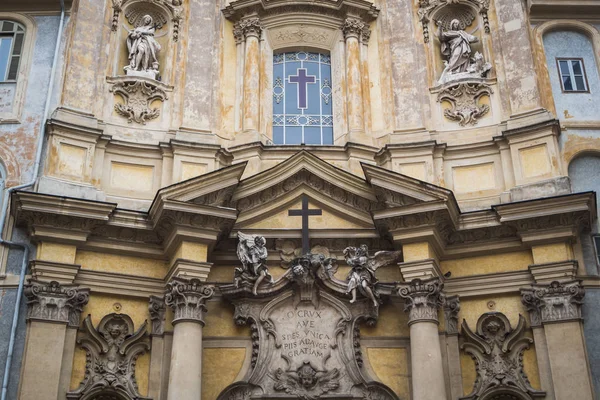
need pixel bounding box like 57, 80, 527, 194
437, 18, 491, 85
343, 245, 402, 306
236, 231, 273, 295
124, 14, 161, 79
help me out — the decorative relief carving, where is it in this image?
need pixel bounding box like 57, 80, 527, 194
397, 278, 444, 325
235, 232, 274, 295
111, 0, 183, 41
418, 0, 490, 43
110, 79, 167, 124
271, 24, 330, 46
437, 81, 492, 125
165, 277, 215, 324
24, 280, 89, 326
521, 280, 585, 326
273, 361, 340, 399
67, 313, 150, 400
444, 294, 460, 334
148, 295, 166, 335
460, 312, 545, 400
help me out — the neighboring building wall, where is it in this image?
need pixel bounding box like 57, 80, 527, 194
0, 12, 66, 399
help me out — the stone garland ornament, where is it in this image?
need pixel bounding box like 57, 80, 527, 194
110, 79, 167, 124
520, 280, 585, 326
459, 312, 545, 400
66, 313, 151, 400
24, 280, 90, 327
343, 245, 402, 306
111, 0, 183, 42
235, 231, 274, 295
437, 81, 492, 126
418, 0, 490, 43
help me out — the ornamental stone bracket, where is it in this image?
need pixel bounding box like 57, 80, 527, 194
216, 253, 399, 400
165, 277, 215, 325
460, 312, 546, 400
66, 313, 151, 400
434, 81, 493, 126
111, 0, 183, 41
24, 280, 90, 327
520, 280, 585, 326
417, 0, 490, 43
396, 277, 445, 325
108, 77, 171, 125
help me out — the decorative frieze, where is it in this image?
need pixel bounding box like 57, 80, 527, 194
437, 82, 492, 126
460, 312, 545, 400
443, 294, 460, 334
148, 295, 166, 335
67, 313, 150, 400
397, 278, 444, 325
165, 277, 215, 324
24, 280, 89, 327
521, 280, 585, 326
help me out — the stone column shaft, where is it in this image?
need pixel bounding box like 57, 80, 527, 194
343, 18, 365, 134
165, 278, 214, 400
398, 278, 447, 400
240, 18, 262, 133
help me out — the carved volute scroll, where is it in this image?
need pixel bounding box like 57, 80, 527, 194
520, 280, 585, 327
460, 312, 545, 400
148, 295, 166, 335
67, 313, 151, 400
24, 280, 90, 327
217, 252, 399, 400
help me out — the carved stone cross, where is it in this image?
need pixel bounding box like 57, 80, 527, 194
288, 195, 322, 255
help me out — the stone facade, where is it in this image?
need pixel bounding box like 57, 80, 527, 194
0, 0, 599, 399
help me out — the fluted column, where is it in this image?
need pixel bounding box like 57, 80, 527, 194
342, 18, 365, 135
19, 280, 89, 400
165, 277, 215, 400
397, 278, 447, 400
521, 281, 593, 400
239, 17, 262, 133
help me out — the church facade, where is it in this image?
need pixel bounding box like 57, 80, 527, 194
1, 0, 600, 399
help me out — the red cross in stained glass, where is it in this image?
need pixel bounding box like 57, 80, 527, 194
288, 68, 316, 109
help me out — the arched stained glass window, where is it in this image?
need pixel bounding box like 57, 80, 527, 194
273, 51, 333, 145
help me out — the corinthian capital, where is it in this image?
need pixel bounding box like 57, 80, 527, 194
521, 280, 585, 326
397, 278, 444, 325
235, 17, 263, 40
24, 280, 89, 326
342, 17, 365, 40
165, 277, 215, 325
149, 295, 166, 335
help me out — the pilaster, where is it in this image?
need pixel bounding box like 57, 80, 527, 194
521, 281, 594, 400
397, 278, 447, 400
148, 295, 168, 400
18, 280, 89, 400
442, 295, 463, 400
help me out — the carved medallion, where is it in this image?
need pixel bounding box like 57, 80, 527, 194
437, 81, 492, 126
110, 79, 167, 124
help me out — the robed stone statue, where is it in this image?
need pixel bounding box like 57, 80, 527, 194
124, 14, 161, 79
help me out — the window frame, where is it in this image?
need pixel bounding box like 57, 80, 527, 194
556, 57, 590, 93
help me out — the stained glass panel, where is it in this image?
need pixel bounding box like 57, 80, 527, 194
273, 51, 333, 145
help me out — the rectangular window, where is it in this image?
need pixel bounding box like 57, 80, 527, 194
273, 51, 333, 145
593, 235, 600, 267
0, 21, 25, 82
557, 58, 589, 92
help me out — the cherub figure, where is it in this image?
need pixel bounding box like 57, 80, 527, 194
236, 232, 273, 295
273, 361, 340, 400
344, 245, 402, 306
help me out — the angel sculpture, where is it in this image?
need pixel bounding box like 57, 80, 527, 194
236, 231, 273, 295
273, 361, 340, 400
343, 245, 402, 306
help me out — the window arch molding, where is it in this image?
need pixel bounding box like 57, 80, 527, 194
223, 0, 378, 145
0, 13, 36, 124
532, 20, 600, 116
